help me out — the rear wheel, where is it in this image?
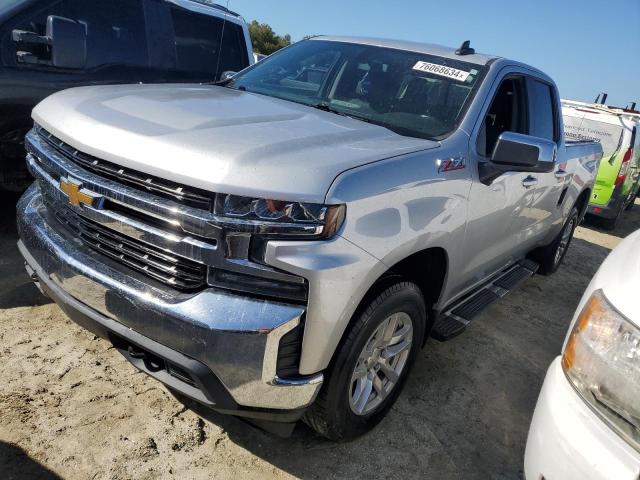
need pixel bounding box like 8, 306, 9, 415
624, 194, 635, 211
304, 282, 426, 441
602, 206, 622, 230
531, 206, 579, 275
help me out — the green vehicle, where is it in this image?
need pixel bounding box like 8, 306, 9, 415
562, 101, 640, 229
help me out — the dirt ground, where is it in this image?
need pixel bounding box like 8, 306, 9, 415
1, 193, 639, 480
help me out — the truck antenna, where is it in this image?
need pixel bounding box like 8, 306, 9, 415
455, 40, 475, 56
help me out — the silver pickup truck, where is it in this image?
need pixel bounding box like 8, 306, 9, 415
17, 36, 602, 440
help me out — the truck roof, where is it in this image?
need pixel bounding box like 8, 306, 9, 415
562, 100, 640, 128
167, 0, 243, 20
311, 35, 500, 66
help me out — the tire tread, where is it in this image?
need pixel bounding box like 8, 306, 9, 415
304, 282, 422, 440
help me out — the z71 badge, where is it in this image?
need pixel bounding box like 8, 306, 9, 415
437, 157, 466, 173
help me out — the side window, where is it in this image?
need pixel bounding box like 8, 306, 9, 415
527, 79, 557, 142
170, 6, 223, 78
2, 0, 148, 70
478, 76, 528, 157
218, 22, 249, 75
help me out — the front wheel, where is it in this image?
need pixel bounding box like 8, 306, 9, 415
531, 206, 579, 275
304, 282, 426, 441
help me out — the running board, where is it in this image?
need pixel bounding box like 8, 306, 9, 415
431, 259, 539, 341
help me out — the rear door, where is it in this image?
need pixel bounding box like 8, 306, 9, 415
523, 77, 565, 242
562, 111, 626, 207
626, 125, 639, 198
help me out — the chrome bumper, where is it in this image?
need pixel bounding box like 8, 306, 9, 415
16, 185, 322, 412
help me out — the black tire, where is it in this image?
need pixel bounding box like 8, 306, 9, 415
624, 196, 635, 211
304, 282, 426, 441
602, 210, 621, 230
531, 206, 579, 275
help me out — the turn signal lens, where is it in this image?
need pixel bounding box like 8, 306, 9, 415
562, 289, 640, 451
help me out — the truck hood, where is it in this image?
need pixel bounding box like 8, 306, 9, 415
32, 84, 438, 203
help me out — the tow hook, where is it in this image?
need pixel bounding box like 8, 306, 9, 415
127, 345, 164, 372
24, 261, 48, 298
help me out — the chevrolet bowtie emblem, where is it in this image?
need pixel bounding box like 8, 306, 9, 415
60, 177, 97, 207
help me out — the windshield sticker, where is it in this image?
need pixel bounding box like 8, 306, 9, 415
412, 61, 470, 82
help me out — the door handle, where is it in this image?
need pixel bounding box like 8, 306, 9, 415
554, 169, 569, 179
521, 176, 538, 188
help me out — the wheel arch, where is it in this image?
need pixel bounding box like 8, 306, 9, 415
326, 247, 449, 368
575, 187, 591, 220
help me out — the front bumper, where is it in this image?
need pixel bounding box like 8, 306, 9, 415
524, 358, 640, 480
16, 185, 322, 419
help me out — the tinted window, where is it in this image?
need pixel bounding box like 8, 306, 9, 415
528, 79, 556, 141
170, 5, 222, 77
2, 0, 148, 69
218, 21, 249, 74
228, 40, 487, 140
478, 77, 528, 156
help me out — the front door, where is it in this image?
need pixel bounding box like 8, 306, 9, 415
457, 74, 537, 293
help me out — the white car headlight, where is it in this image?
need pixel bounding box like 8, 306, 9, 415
213, 194, 346, 239
562, 289, 640, 451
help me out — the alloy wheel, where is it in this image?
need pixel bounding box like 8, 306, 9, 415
554, 217, 575, 267
349, 312, 413, 416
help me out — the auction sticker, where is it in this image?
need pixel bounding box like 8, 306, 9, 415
412, 61, 470, 82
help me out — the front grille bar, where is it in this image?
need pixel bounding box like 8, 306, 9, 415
37, 125, 215, 210
55, 210, 207, 291
26, 128, 322, 239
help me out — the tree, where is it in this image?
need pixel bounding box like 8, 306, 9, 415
248, 21, 291, 55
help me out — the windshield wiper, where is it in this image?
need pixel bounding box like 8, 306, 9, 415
311, 102, 395, 131
311, 102, 349, 117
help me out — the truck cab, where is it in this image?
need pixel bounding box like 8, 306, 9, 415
0, 0, 253, 191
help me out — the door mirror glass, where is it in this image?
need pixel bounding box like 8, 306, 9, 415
47, 15, 86, 69
491, 131, 556, 169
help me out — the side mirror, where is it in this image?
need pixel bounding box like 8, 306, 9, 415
479, 132, 557, 185
491, 132, 556, 168
46, 15, 86, 69
220, 70, 237, 81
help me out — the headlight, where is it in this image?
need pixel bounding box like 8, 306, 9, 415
562, 289, 640, 451
214, 194, 345, 238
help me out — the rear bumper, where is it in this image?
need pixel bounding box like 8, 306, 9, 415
587, 186, 625, 219
524, 358, 640, 480
16, 185, 322, 420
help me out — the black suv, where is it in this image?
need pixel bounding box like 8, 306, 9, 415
0, 0, 252, 191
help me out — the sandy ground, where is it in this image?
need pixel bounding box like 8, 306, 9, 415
1, 193, 639, 480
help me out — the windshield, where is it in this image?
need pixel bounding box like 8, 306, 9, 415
227, 40, 486, 140
0, 0, 28, 16
563, 114, 625, 156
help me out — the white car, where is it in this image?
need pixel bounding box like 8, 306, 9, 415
525, 230, 640, 479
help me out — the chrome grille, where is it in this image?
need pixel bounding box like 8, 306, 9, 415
25, 125, 307, 300
36, 126, 215, 211
54, 208, 207, 291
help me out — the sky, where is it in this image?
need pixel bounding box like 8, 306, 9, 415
229, 0, 640, 108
